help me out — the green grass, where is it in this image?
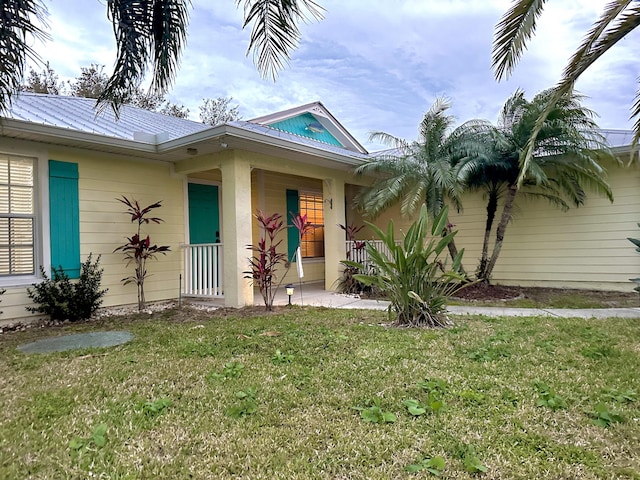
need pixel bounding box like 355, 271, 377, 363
1, 307, 639, 479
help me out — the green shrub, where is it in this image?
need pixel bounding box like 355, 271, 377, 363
26, 254, 107, 321
347, 205, 465, 327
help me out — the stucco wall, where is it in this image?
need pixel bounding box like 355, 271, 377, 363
250, 169, 325, 285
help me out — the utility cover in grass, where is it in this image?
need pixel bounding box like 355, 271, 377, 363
18, 331, 133, 354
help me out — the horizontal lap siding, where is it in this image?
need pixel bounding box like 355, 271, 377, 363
450, 163, 640, 291
69, 152, 184, 307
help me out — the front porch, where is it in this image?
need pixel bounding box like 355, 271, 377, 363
181, 239, 391, 301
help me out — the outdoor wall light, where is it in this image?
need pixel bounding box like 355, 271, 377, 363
286, 284, 295, 306
305, 121, 325, 133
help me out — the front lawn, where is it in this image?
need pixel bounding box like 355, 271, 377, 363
1, 308, 639, 479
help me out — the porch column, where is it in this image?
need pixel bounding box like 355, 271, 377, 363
220, 155, 254, 307
323, 178, 346, 291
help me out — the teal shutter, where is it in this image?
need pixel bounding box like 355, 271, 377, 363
286, 189, 299, 261
49, 160, 80, 278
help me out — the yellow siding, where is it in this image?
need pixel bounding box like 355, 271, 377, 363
1, 143, 185, 323
449, 163, 640, 291
346, 163, 640, 291
70, 151, 184, 307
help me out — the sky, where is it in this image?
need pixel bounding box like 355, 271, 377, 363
30, 0, 639, 151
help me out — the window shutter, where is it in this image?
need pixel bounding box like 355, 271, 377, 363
286, 189, 299, 261
49, 160, 80, 278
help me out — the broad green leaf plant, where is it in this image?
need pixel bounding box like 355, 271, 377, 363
348, 205, 466, 327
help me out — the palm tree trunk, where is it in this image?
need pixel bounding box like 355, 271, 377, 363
482, 183, 518, 283
477, 188, 499, 282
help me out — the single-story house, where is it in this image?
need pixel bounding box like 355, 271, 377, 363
0, 93, 638, 322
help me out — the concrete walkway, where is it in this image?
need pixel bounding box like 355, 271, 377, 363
261, 282, 640, 319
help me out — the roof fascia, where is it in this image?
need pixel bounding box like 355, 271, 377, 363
0, 118, 158, 154
158, 124, 365, 168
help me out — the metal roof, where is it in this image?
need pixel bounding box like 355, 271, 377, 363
1, 93, 636, 160
2, 93, 368, 161
5, 92, 210, 143
600, 129, 636, 149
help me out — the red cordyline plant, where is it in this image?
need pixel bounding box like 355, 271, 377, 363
114, 196, 171, 311
245, 211, 312, 311
339, 222, 366, 260
290, 212, 314, 254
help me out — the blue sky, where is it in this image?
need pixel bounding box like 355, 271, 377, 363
33, 0, 638, 151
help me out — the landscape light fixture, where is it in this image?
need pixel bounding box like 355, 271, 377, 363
286, 284, 295, 306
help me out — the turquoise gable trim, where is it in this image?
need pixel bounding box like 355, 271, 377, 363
270, 113, 343, 147
49, 160, 80, 278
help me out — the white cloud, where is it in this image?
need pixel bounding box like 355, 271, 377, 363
27, 0, 638, 150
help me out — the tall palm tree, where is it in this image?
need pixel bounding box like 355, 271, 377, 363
492, 1, 640, 186
354, 98, 488, 275
0, 0, 324, 115
472, 89, 617, 283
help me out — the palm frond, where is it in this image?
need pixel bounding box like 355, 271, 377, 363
632, 82, 640, 161
492, 0, 548, 80
150, 0, 190, 92
100, 0, 190, 115
561, 1, 636, 88
239, 0, 324, 80
0, 0, 50, 114
515, 2, 639, 185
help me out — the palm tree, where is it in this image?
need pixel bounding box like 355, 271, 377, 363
471, 89, 617, 283
354, 98, 488, 275
0, 0, 324, 115
492, 1, 640, 185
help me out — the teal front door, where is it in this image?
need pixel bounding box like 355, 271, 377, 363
188, 183, 220, 244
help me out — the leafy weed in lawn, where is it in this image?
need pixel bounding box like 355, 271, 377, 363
272, 349, 294, 364
591, 403, 624, 427
208, 361, 245, 381
403, 399, 427, 416
228, 387, 258, 419
418, 378, 447, 394
353, 398, 397, 424
458, 389, 486, 405
457, 444, 488, 474
405, 455, 446, 475
534, 381, 567, 410
141, 398, 172, 417
604, 388, 637, 404
69, 423, 108, 454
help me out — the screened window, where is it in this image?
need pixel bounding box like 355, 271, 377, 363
299, 192, 324, 258
0, 155, 35, 275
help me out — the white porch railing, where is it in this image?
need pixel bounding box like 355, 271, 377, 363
183, 243, 224, 297
345, 240, 397, 273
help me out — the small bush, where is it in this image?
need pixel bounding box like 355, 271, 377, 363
26, 254, 107, 321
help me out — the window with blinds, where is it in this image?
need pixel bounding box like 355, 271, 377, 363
0, 155, 35, 275
299, 192, 324, 258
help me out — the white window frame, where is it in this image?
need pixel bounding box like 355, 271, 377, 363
0, 142, 49, 287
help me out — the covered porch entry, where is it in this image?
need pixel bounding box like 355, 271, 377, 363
177, 149, 363, 308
